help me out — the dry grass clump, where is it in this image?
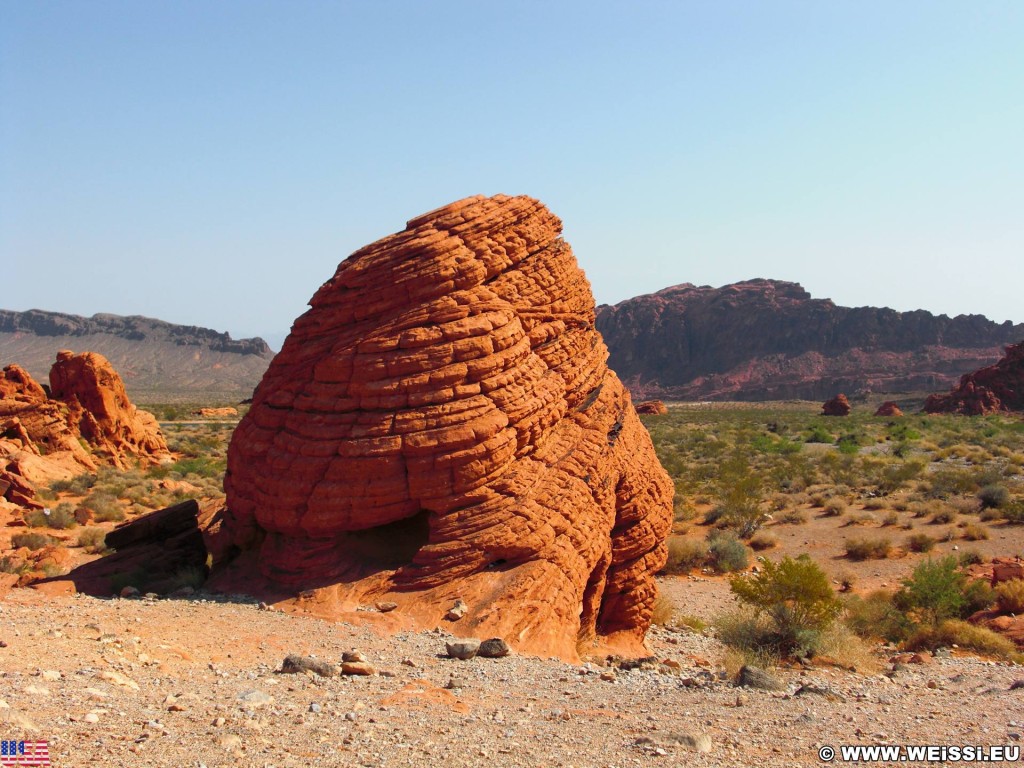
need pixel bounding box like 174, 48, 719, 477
961, 523, 989, 541
906, 533, 936, 553
661, 537, 709, 574
650, 592, 677, 626
748, 531, 778, 551
843, 512, 876, 527
822, 497, 848, 517
881, 511, 900, 526
863, 497, 889, 511
995, 579, 1024, 615
11, 532, 53, 551
779, 509, 809, 525
930, 509, 958, 525
75, 527, 110, 554
25, 503, 78, 530
844, 537, 892, 560
905, 620, 1020, 661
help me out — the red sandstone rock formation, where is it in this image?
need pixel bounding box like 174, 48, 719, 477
0, 354, 168, 508
822, 394, 851, 416
874, 401, 903, 417
924, 341, 1024, 415
635, 400, 668, 415
49, 351, 169, 469
222, 194, 674, 659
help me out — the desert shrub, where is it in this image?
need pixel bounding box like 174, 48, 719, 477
11, 532, 53, 551
748, 531, 778, 551
961, 523, 989, 541
661, 537, 709, 574
963, 579, 996, 615
780, 509, 808, 525
26, 502, 77, 530
878, 459, 926, 492
823, 497, 848, 517
76, 527, 109, 554
83, 491, 125, 522
930, 509, 958, 525
927, 468, 980, 499
843, 591, 913, 642
844, 537, 892, 560
996, 579, 1024, 615
843, 512, 876, 527
714, 609, 779, 667
979, 507, 1004, 522
713, 455, 765, 538
0, 556, 31, 575
676, 614, 708, 633
881, 511, 899, 526
906, 533, 936, 553
708, 531, 750, 573
978, 484, 1011, 510
805, 425, 833, 444
958, 549, 984, 566
863, 497, 889, 511
49, 472, 97, 496
950, 496, 980, 515
905, 620, 1019, 660
896, 556, 965, 626
728, 555, 842, 657
1003, 501, 1024, 524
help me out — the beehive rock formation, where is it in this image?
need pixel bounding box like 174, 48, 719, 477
822, 393, 851, 416
924, 341, 1024, 415
874, 401, 903, 417
224, 194, 674, 658
49, 351, 170, 469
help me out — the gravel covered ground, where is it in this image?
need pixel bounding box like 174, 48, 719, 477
1, 586, 1021, 768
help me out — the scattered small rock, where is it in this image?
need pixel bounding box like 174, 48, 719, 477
445, 599, 468, 621
375, 601, 398, 613
478, 638, 510, 658
666, 732, 713, 753
737, 665, 784, 691
340, 661, 377, 676
280, 654, 338, 677
445, 639, 481, 660
119, 586, 140, 598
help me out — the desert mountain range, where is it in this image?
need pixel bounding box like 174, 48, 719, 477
596, 279, 1024, 401
0, 309, 274, 400
4, 279, 1022, 403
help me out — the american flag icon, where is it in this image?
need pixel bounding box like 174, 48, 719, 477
0, 740, 50, 767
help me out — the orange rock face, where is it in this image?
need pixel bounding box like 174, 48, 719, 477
224, 194, 674, 658
49, 351, 169, 469
873, 401, 903, 417
822, 393, 851, 416
924, 341, 1024, 415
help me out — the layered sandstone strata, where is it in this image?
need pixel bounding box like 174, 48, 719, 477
224, 194, 674, 657
924, 341, 1024, 415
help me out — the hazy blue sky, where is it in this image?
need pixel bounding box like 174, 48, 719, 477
3, 2, 1022, 348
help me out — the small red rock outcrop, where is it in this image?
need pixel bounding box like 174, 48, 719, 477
636, 400, 668, 415
49, 351, 169, 469
0, 354, 168, 508
874, 401, 903, 417
822, 394, 851, 416
924, 341, 1024, 415
222, 194, 674, 659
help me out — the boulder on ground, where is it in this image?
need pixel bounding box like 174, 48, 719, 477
924, 341, 1024, 415
874, 401, 903, 417
822, 394, 851, 416
636, 400, 668, 415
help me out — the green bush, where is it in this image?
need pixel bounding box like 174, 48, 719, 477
83, 491, 125, 523
896, 556, 965, 626
843, 591, 913, 643
661, 537, 709, 574
713, 455, 765, 538
844, 537, 892, 560
978, 484, 1011, 510
25, 502, 77, 530
729, 555, 842, 657
963, 578, 996, 615
905, 619, 1019, 660
708, 531, 750, 573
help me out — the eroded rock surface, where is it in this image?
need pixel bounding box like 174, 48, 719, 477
873, 401, 903, 417
49, 350, 170, 469
223, 194, 674, 658
636, 400, 668, 415
822, 394, 851, 416
924, 341, 1024, 415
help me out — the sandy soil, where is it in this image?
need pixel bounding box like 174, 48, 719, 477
1, 583, 1021, 768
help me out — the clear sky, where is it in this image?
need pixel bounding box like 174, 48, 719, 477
3, 1, 1022, 349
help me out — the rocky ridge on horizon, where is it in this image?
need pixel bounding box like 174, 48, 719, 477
595, 279, 1024, 401
0, 308, 274, 399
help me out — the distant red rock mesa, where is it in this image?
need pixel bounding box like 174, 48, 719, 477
874, 401, 903, 417
822, 393, 851, 416
223, 194, 674, 658
924, 341, 1024, 415
0, 352, 169, 509
636, 400, 668, 415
